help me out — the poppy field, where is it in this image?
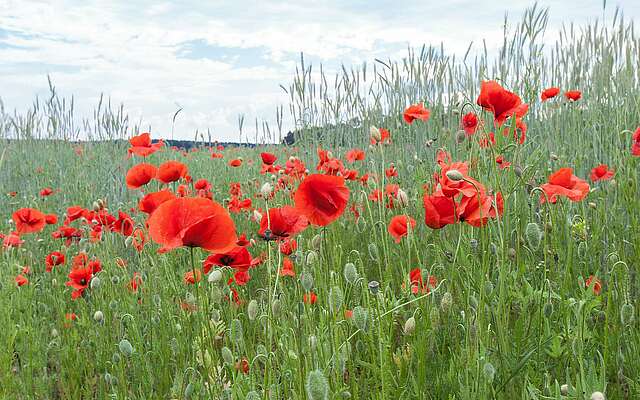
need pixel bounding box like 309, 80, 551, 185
1, 7, 640, 400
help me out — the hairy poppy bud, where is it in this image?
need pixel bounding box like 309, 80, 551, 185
253, 209, 263, 223
208, 269, 223, 283
111, 352, 121, 364
90, 276, 101, 290
343, 263, 358, 284
352, 306, 369, 332
93, 310, 104, 323
271, 298, 282, 316
246, 391, 260, 400
403, 316, 416, 335
396, 188, 409, 208
456, 130, 466, 143
369, 125, 381, 142
260, 182, 273, 196
301, 272, 314, 292
247, 300, 259, 321
221, 346, 234, 365
543, 302, 553, 317
306, 369, 330, 400
311, 234, 322, 250
446, 169, 464, 182
483, 362, 496, 382
368, 242, 380, 261
621, 303, 635, 325
230, 319, 244, 347
306, 250, 318, 266
590, 392, 605, 400
118, 339, 133, 357
525, 222, 542, 250
560, 384, 569, 396
308, 335, 317, 351
184, 383, 194, 399
440, 292, 453, 312
329, 286, 344, 313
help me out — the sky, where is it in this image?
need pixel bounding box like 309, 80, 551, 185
1, 1, 638, 142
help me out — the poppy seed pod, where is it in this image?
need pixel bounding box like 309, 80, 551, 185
445, 169, 464, 182
403, 316, 416, 335
369, 125, 381, 142
368, 280, 380, 295
118, 339, 133, 357
247, 299, 259, 321
343, 263, 359, 284
306, 369, 330, 400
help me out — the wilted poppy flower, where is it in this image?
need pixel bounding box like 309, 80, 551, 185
388, 215, 416, 243
476, 80, 528, 126
585, 275, 602, 295
345, 149, 366, 163
258, 206, 308, 240
564, 90, 582, 101
139, 190, 176, 214
261, 152, 277, 165
540, 87, 560, 101
279, 238, 297, 255
147, 197, 237, 253
403, 103, 430, 124
462, 112, 479, 135
12, 208, 46, 235
45, 251, 66, 272
126, 163, 157, 189
15, 274, 29, 286
631, 127, 640, 156
294, 174, 350, 226
280, 257, 296, 277
128, 132, 164, 157
128, 272, 143, 293
423, 191, 457, 229
156, 161, 188, 184
590, 164, 615, 182
540, 168, 590, 204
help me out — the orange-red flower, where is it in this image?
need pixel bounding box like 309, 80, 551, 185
388, 215, 416, 243
139, 190, 176, 214
258, 206, 308, 240
260, 152, 277, 165
147, 197, 237, 253
128, 132, 164, 157
590, 164, 615, 182
126, 163, 157, 189
303, 291, 317, 304
564, 90, 582, 101
457, 192, 504, 227
462, 112, 479, 135
476, 80, 528, 126
294, 174, 350, 226
345, 148, 365, 163
202, 246, 261, 274
156, 161, 188, 184
632, 127, 640, 156
45, 251, 66, 272
540, 168, 590, 204
228, 158, 243, 167
66, 266, 94, 299
585, 275, 602, 295
15, 274, 29, 286
403, 103, 430, 124
280, 257, 296, 277
541, 87, 560, 101
12, 208, 46, 235
423, 190, 457, 229
408, 268, 437, 295
183, 269, 202, 284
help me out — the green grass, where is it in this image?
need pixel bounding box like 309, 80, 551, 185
1, 4, 639, 400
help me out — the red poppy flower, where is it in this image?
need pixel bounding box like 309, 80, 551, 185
423, 190, 457, 229
261, 152, 277, 165
139, 190, 176, 214
202, 246, 261, 274
303, 291, 317, 304
476, 80, 528, 125
408, 268, 437, 295
128, 132, 164, 157
280, 257, 296, 277
564, 90, 582, 101
128, 272, 143, 293
40, 187, 55, 197
258, 206, 308, 239
12, 208, 46, 235
345, 149, 366, 163
590, 164, 615, 182
45, 214, 58, 225
294, 174, 350, 226
228, 159, 243, 167
132, 228, 147, 252
114, 211, 135, 236
235, 358, 250, 374
631, 127, 640, 156
388, 215, 416, 243
370, 127, 391, 145
1, 231, 24, 248
147, 197, 237, 253
585, 275, 602, 295
462, 112, 479, 135
126, 163, 157, 189
183, 269, 202, 284
45, 251, 66, 272
279, 238, 297, 255
541, 87, 560, 101
457, 192, 504, 227
540, 168, 590, 204
15, 274, 29, 286
66, 266, 94, 299
403, 103, 430, 124
156, 161, 188, 184
194, 179, 211, 191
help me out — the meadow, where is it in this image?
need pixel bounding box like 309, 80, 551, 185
1, 5, 639, 400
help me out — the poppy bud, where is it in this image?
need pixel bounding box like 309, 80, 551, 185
90, 276, 101, 290
306, 369, 330, 400
184, 383, 194, 399
51, 328, 59, 338
588, 202, 596, 209
271, 298, 282, 316
403, 316, 416, 335
208, 269, 223, 284
93, 310, 104, 323
329, 286, 344, 313
343, 263, 359, 284
260, 182, 273, 196
590, 392, 605, 400
306, 250, 318, 266
368, 280, 380, 295
246, 391, 260, 400
247, 299, 259, 321
221, 346, 234, 365
469, 238, 478, 251
111, 352, 121, 364
369, 125, 381, 142
514, 165, 523, 177
301, 272, 314, 292
456, 130, 466, 143
445, 169, 464, 182
311, 234, 322, 250
51, 278, 57, 286
253, 209, 263, 223
230, 319, 244, 347
621, 303, 635, 325
560, 384, 569, 396
92, 201, 101, 211
525, 222, 542, 250
368, 243, 380, 261
483, 362, 496, 383
484, 281, 494, 295
543, 302, 553, 317
430, 307, 440, 327
396, 189, 409, 208
507, 247, 517, 260
118, 339, 133, 357
550, 153, 558, 161
109, 300, 119, 310
104, 372, 117, 387
440, 292, 453, 312
308, 335, 317, 350
352, 306, 369, 332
